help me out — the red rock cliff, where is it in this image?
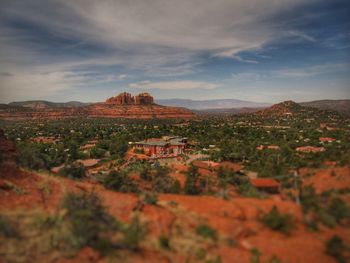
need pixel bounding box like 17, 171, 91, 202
105, 92, 154, 105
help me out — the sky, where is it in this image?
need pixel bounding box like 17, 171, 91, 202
0, 0, 349, 103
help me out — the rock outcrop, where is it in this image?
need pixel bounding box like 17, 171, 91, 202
106, 92, 154, 105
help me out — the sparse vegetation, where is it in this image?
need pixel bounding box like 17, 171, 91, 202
59, 162, 86, 179
61, 191, 118, 253
122, 215, 147, 250
326, 235, 348, 263
184, 165, 201, 195
262, 206, 295, 235
196, 224, 217, 240
103, 170, 139, 193
142, 192, 158, 205
159, 235, 171, 250
300, 185, 350, 229
0, 215, 19, 238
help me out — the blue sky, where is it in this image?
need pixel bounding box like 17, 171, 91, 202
0, 0, 349, 103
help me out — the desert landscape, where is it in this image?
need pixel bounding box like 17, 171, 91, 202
1, 95, 350, 262
1, 0, 350, 262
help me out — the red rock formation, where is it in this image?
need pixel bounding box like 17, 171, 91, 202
106, 92, 134, 105
0, 92, 194, 120
105, 92, 154, 105
134, 92, 154, 105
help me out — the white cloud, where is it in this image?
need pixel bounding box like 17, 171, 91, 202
129, 80, 220, 90
273, 63, 350, 78
1, 0, 318, 62
0, 71, 85, 102
0, 0, 325, 102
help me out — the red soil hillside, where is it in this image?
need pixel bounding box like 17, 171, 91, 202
1, 132, 350, 263
0, 92, 194, 120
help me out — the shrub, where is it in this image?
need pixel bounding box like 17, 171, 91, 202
327, 198, 350, 223
134, 148, 144, 154
317, 209, 336, 228
103, 170, 139, 193
184, 165, 201, 195
171, 180, 181, 194
140, 166, 152, 181
142, 192, 158, 205
326, 235, 347, 263
17, 144, 48, 170
206, 256, 222, 263
250, 248, 261, 263
300, 186, 350, 229
262, 206, 295, 235
267, 255, 282, 263
152, 174, 179, 193
238, 182, 263, 198
0, 215, 19, 238
61, 191, 118, 253
59, 163, 86, 179
90, 147, 106, 158
300, 185, 319, 213
196, 248, 206, 260
159, 235, 171, 250
122, 216, 147, 250
196, 224, 217, 240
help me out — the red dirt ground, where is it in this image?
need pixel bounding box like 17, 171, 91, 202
1, 164, 349, 262
301, 166, 350, 193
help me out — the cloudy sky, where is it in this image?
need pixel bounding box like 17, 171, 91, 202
0, 0, 349, 103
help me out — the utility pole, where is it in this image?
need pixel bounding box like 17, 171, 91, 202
294, 170, 300, 205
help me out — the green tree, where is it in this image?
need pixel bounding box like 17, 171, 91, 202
184, 165, 201, 195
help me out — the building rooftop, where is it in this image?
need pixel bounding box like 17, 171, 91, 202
134, 136, 186, 146
250, 178, 280, 188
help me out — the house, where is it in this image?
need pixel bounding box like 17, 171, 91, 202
50, 164, 65, 174
256, 145, 280, 151
296, 146, 326, 153
256, 145, 264, 151
250, 178, 280, 194
267, 145, 280, 150
319, 137, 336, 143
32, 136, 58, 144
217, 161, 243, 173
80, 140, 98, 152
76, 159, 100, 168
133, 136, 187, 158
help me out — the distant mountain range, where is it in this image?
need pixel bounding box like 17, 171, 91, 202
156, 98, 271, 110
8, 100, 90, 109
300, 100, 350, 116
3, 98, 350, 116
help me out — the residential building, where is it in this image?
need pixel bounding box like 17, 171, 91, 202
133, 136, 187, 158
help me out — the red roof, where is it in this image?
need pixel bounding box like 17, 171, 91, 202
217, 161, 242, 172
76, 159, 100, 167
296, 146, 325, 153
192, 160, 219, 170
319, 137, 336, 142
250, 178, 280, 188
